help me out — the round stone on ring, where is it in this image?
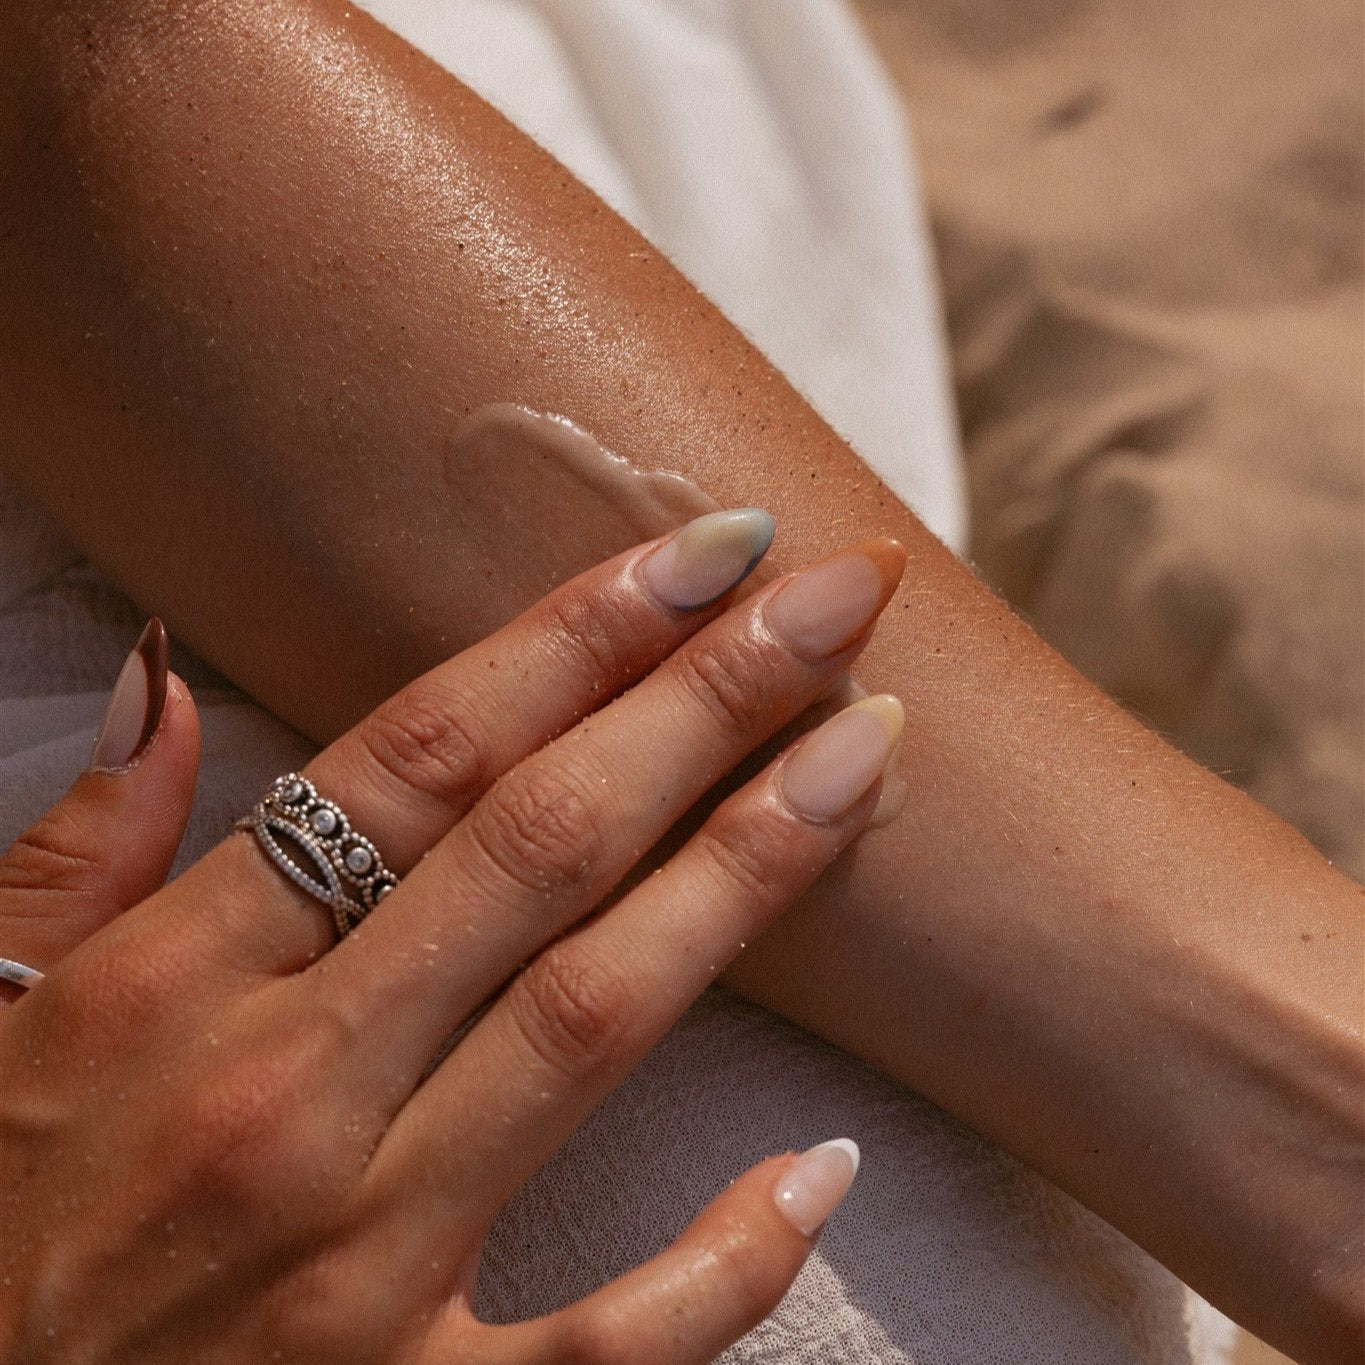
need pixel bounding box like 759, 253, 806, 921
310, 807, 339, 836
235, 774, 398, 939
367, 874, 398, 906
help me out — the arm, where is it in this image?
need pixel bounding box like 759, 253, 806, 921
1, 2, 1360, 1358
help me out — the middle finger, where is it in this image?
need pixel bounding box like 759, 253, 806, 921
309, 537, 905, 1084
161, 509, 779, 977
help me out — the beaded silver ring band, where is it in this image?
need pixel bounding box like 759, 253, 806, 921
235, 773, 399, 939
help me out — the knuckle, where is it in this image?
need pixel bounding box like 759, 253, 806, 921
550, 1313, 639, 1365
691, 810, 784, 908
508, 940, 633, 1080
0, 804, 104, 899
672, 636, 774, 735
172, 1012, 352, 1208
46, 937, 183, 1050
175, 1063, 283, 1197
358, 686, 489, 809
468, 766, 605, 897
541, 589, 634, 696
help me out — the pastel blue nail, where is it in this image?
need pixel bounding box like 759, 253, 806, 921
638, 508, 776, 610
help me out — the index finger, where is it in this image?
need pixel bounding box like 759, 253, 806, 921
176, 509, 777, 973
324, 508, 778, 863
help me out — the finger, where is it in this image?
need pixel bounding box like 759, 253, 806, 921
423, 1147, 861, 1365
0, 620, 199, 999
320, 542, 904, 1081
366, 695, 901, 1215
185, 509, 777, 972
546, 1145, 860, 1365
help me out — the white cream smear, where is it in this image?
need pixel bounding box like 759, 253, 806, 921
445, 402, 718, 557
442, 403, 903, 826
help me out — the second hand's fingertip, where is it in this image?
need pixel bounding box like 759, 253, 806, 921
773, 1137, 861, 1237
89, 617, 171, 772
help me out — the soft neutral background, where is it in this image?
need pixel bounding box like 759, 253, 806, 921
854, 0, 1364, 886
852, 2, 1364, 1359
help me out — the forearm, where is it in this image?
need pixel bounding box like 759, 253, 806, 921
1, 3, 1360, 1359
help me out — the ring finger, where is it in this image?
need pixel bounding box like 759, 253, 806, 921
158, 509, 779, 975
309, 535, 905, 1087
369, 690, 903, 1223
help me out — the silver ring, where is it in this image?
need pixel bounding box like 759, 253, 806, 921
0, 956, 44, 990
235, 773, 399, 939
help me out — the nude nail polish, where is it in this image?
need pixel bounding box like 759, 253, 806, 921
774, 1138, 861, 1236
764, 540, 905, 660
638, 508, 776, 610
779, 695, 904, 823
90, 619, 169, 771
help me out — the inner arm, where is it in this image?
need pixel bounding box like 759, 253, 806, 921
0, 3, 1359, 1359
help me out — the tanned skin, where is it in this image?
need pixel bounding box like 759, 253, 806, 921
0, 3, 1359, 1359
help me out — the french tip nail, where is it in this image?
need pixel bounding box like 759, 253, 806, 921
778, 693, 904, 823
139, 615, 168, 660
133, 619, 169, 751
639, 507, 776, 611
861, 537, 908, 590
854, 693, 905, 744
774, 1138, 861, 1237
764, 541, 906, 661
818, 1137, 862, 1178
90, 617, 170, 771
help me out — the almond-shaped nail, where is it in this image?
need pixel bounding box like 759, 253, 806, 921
779, 694, 904, 823
638, 508, 776, 611
774, 1138, 860, 1236
764, 540, 905, 660
90, 618, 169, 771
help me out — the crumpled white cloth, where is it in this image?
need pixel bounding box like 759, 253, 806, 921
356, 0, 967, 555
0, 0, 1235, 1359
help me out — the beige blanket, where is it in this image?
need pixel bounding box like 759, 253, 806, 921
857, 0, 1365, 879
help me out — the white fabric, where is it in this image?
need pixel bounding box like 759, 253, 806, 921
358, 0, 967, 554
0, 1, 1237, 1360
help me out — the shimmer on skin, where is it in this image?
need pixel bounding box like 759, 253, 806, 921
0, 4, 1360, 1356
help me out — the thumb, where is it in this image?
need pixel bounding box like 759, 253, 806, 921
445, 1140, 861, 1365
0, 619, 199, 998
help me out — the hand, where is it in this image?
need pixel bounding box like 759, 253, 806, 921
0, 510, 906, 1364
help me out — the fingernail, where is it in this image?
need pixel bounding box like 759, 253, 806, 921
774, 1138, 860, 1236
764, 540, 905, 660
90, 618, 169, 771
637, 508, 776, 611
779, 695, 904, 823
